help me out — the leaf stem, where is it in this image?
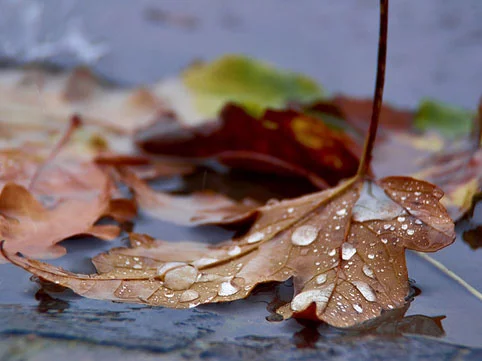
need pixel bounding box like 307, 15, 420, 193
413, 251, 482, 303
357, 0, 389, 178
28, 114, 82, 191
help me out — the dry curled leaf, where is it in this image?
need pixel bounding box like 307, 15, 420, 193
2, 176, 455, 327
118, 168, 258, 226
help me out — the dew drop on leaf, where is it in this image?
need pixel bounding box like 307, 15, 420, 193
341, 242, 357, 260
180, 289, 200, 303
164, 265, 198, 291
363, 264, 375, 279
316, 274, 327, 285
247, 232, 264, 244
227, 245, 241, 256
291, 225, 319, 246
218, 280, 240, 296
352, 281, 377, 302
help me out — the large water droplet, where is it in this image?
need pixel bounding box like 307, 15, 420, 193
316, 274, 327, 284
180, 289, 200, 303
341, 243, 357, 260
218, 280, 240, 296
363, 264, 375, 278
353, 181, 404, 222
291, 225, 319, 246
164, 265, 198, 291
353, 303, 363, 313
228, 245, 241, 256
352, 281, 376, 302
191, 258, 218, 268
291, 284, 335, 313
157, 262, 186, 277
247, 232, 264, 244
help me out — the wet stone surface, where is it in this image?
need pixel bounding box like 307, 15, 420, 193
1, 333, 482, 361
0, 303, 221, 353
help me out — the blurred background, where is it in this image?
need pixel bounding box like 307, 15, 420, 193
0, 0, 480, 109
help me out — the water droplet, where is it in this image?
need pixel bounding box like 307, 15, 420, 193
328, 249, 337, 256
316, 274, 327, 284
415, 219, 423, 225
157, 262, 186, 277
192, 258, 218, 268
180, 290, 200, 303
353, 182, 404, 222
397, 216, 406, 222
218, 280, 240, 296
367, 254, 375, 260
133, 264, 142, 270
401, 224, 408, 230
341, 243, 357, 260
164, 265, 198, 291
291, 225, 319, 246
352, 281, 376, 302
247, 232, 264, 244
407, 229, 415, 236
287, 207, 294, 213
336, 209, 347, 216
383, 224, 391, 230
363, 264, 375, 278
228, 246, 241, 256
414, 191, 421, 196
335, 225, 341, 230
291, 284, 335, 313
353, 303, 363, 313
381, 238, 388, 244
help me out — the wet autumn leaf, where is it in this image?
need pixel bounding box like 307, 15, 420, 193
138, 104, 361, 187
118, 168, 258, 226
0, 178, 129, 262
0, 120, 136, 262
1, 176, 455, 327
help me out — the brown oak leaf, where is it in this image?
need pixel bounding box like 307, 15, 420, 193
1, 176, 455, 327
0, 123, 136, 261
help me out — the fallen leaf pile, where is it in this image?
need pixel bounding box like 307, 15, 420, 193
2, 46, 476, 329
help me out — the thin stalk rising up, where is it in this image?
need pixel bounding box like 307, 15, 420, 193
357, 0, 389, 177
